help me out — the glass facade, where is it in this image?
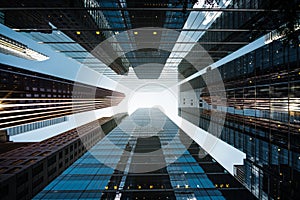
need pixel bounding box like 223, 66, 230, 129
178, 1, 300, 199
180, 33, 300, 200
35, 108, 250, 199
7, 116, 67, 136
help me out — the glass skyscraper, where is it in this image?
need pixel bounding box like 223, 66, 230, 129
34, 109, 252, 199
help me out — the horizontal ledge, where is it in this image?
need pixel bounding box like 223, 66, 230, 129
0, 7, 286, 12
41, 41, 249, 45
12, 28, 270, 32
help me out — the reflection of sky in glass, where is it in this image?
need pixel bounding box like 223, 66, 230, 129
163, 133, 225, 199
22, 1, 134, 78
22, 23, 115, 75
34, 108, 225, 199
0, 24, 84, 84
179, 35, 266, 85
165, 0, 232, 68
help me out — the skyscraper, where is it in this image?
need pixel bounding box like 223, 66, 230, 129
0, 0, 299, 199
34, 108, 254, 199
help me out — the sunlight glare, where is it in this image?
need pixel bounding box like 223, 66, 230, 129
127, 89, 178, 116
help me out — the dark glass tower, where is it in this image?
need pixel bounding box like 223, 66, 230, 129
179, 1, 300, 198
